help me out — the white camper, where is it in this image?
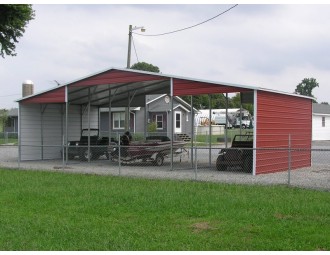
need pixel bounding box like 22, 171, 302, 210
196, 108, 251, 129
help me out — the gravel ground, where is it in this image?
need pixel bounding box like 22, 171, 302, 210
0, 145, 329, 191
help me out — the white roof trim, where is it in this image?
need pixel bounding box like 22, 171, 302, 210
173, 104, 190, 112
313, 113, 330, 116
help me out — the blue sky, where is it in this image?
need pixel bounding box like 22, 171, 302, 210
1, 3, 329, 108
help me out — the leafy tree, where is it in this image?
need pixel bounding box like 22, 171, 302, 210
181, 95, 208, 110
130, 62, 160, 73
321, 102, 329, 105
228, 93, 254, 115
294, 78, 319, 102
229, 93, 241, 108
0, 4, 35, 58
181, 94, 228, 110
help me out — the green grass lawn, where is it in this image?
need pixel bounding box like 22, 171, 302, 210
0, 138, 18, 145
0, 168, 329, 251
195, 128, 252, 145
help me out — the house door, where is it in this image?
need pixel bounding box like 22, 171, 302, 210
174, 111, 182, 133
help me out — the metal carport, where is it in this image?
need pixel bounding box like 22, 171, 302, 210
17, 67, 313, 174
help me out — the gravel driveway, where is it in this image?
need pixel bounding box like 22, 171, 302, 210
0, 144, 329, 191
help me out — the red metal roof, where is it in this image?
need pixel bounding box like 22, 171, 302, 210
20, 87, 65, 104
18, 68, 257, 106
18, 68, 312, 106
71, 69, 167, 87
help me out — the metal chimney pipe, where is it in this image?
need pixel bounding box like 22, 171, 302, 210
22, 80, 34, 97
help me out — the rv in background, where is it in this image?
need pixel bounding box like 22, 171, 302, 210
196, 108, 252, 129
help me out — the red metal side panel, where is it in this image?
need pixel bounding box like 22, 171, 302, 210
256, 91, 312, 174
21, 87, 65, 104
71, 69, 166, 87
173, 79, 251, 96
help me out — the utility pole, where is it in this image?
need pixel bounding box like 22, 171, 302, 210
125, 25, 145, 131
126, 25, 145, 69
126, 25, 133, 68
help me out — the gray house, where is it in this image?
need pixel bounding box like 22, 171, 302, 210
4, 108, 18, 133
99, 94, 194, 141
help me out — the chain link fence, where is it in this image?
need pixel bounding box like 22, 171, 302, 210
0, 141, 329, 191
0, 132, 18, 145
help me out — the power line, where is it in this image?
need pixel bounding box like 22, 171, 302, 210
131, 35, 139, 63
133, 4, 238, 37
0, 93, 21, 97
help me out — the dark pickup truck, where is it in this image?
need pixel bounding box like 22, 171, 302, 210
66, 129, 109, 160
216, 134, 253, 173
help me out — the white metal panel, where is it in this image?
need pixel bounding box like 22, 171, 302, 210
66, 105, 82, 141
312, 114, 330, 140
42, 104, 63, 159
20, 104, 64, 160
20, 104, 42, 160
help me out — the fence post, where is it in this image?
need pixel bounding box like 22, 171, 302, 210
288, 134, 291, 186
62, 135, 65, 169
194, 146, 198, 180
118, 133, 121, 176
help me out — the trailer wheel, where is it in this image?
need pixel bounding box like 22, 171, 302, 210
154, 154, 164, 166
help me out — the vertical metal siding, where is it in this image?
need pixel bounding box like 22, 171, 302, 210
65, 105, 82, 141
20, 104, 42, 160
20, 104, 63, 160
41, 104, 63, 159
256, 91, 312, 174
20, 103, 100, 161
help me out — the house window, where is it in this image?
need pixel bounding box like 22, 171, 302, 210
322, 117, 325, 127
156, 115, 163, 129
113, 112, 125, 129
7, 118, 14, 128
176, 113, 181, 128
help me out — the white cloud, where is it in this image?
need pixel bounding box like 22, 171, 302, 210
1, 4, 330, 108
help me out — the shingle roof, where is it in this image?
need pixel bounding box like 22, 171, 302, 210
313, 103, 330, 114
7, 108, 18, 117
